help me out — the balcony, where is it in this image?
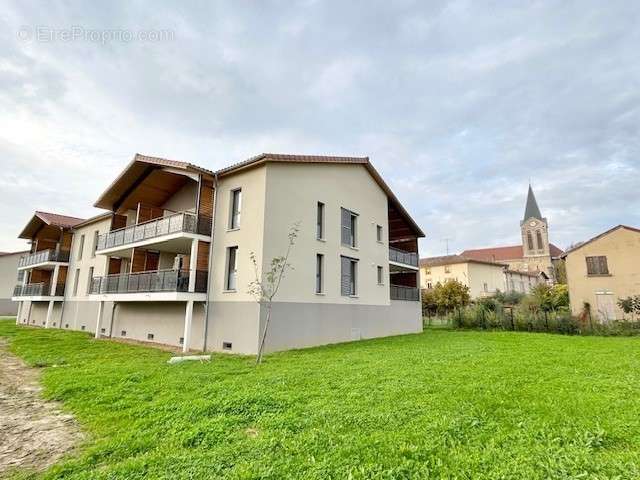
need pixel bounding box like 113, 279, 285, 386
389, 247, 418, 268
18, 249, 70, 269
96, 212, 212, 255
13, 282, 65, 298
390, 285, 420, 301
89, 269, 207, 301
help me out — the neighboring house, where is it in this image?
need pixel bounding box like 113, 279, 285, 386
461, 185, 564, 281
13, 153, 425, 354
561, 225, 640, 321
0, 251, 28, 315
419, 255, 545, 298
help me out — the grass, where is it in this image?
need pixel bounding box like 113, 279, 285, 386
3, 320, 640, 479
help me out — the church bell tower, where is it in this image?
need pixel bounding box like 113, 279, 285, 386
520, 184, 551, 266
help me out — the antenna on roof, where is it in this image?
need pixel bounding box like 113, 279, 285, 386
442, 238, 452, 255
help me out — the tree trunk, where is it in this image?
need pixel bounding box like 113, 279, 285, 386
256, 303, 272, 365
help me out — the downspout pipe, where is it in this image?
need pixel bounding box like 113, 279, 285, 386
202, 172, 218, 352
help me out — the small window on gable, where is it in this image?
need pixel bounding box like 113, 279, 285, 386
444, 265, 451, 274
317, 202, 325, 240
376, 225, 383, 242
377, 266, 384, 285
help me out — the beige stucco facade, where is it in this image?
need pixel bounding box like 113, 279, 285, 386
420, 260, 506, 298
564, 226, 640, 321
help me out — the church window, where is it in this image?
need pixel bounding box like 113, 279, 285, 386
536, 230, 544, 250
527, 232, 534, 250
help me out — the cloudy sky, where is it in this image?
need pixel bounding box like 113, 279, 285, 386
1, 1, 639, 255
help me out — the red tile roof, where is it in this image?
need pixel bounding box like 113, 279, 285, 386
34, 211, 86, 228
461, 243, 564, 262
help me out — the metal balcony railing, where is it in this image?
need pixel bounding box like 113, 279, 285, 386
13, 282, 65, 297
388, 247, 419, 267
96, 212, 213, 251
390, 285, 420, 301
18, 249, 70, 268
90, 269, 208, 295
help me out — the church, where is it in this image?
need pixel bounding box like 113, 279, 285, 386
461, 185, 564, 282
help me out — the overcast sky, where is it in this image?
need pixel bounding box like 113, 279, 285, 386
1, 1, 639, 255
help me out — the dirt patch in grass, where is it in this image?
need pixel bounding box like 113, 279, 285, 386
0, 338, 83, 477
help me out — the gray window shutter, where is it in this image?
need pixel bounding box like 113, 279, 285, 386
340, 256, 351, 296
341, 208, 351, 245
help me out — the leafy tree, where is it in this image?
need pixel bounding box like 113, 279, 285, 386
554, 260, 567, 284
617, 295, 640, 320
432, 279, 470, 314
549, 284, 570, 309
248, 222, 300, 365
421, 288, 438, 316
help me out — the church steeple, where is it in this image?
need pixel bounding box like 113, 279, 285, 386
523, 184, 542, 221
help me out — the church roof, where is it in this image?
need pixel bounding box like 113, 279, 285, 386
419, 254, 505, 268
460, 243, 564, 262
523, 184, 543, 221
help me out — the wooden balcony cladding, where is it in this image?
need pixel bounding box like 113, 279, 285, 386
58, 266, 68, 284
108, 257, 122, 275
30, 268, 52, 284
131, 248, 156, 273
111, 214, 127, 230
196, 241, 209, 271
137, 204, 165, 223
198, 180, 214, 218
61, 231, 73, 250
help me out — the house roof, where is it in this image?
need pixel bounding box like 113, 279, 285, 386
461, 243, 564, 262
505, 269, 549, 279
95, 152, 425, 238
18, 211, 86, 239
419, 254, 505, 268
94, 154, 214, 210
0, 250, 29, 257
560, 225, 640, 258
216, 153, 425, 238
523, 184, 543, 221
72, 212, 113, 229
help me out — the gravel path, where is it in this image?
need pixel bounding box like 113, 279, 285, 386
0, 339, 83, 477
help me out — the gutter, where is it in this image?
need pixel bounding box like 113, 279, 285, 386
202, 172, 218, 352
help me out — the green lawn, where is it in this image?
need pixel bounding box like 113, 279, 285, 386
3, 320, 640, 479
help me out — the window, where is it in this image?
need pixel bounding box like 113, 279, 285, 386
315, 254, 324, 293
316, 202, 325, 240
444, 265, 451, 274
425, 268, 431, 275
91, 230, 99, 257
376, 225, 383, 242
377, 266, 384, 285
427, 282, 433, 289
223, 342, 233, 350
147, 333, 154, 340
536, 230, 544, 250
527, 231, 534, 251
341, 208, 358, 247
229, 189, 242, 229
340, 256, 358, 296
77, 234, 85, 260
86, 267, 94, 295
225, 246, 238, 290
586, 256, 609, 275
72, 268, 80, 296
483, 282, 488, 292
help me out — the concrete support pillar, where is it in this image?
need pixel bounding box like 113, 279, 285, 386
183, 300, 194, 353
95, 301, 104, 339
45, 300, 54, 329
50, 265, 60, 296
188, 239, 199, 292
26, 301, 32, 325
16, 302, 22, 325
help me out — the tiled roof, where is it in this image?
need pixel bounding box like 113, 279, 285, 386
134, 153, 214, 176
72, 212, 113, 229
35, 211, 86, 228
461, 243, 564, 262
419, 254, 505, 268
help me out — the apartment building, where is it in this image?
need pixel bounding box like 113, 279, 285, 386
420, 254, 546, 298
562, 225, 640, 321
13, 153, 424, 354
